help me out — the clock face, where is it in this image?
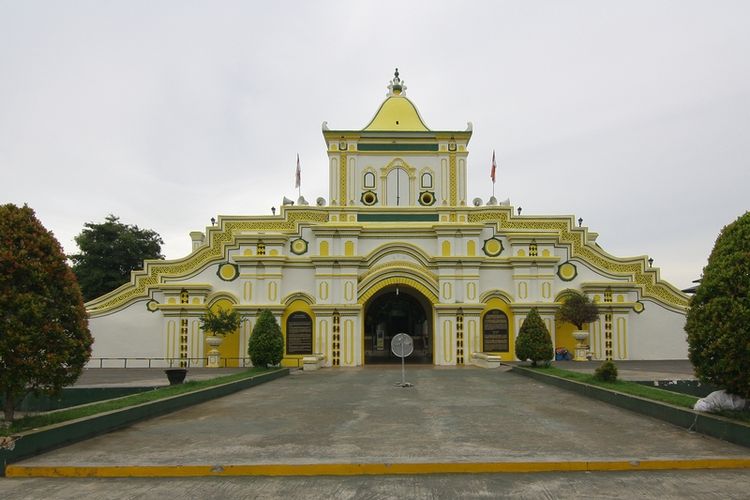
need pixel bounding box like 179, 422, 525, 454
291, 237, 309, 255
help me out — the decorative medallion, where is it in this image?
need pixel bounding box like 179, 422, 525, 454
217, 262, 239, 281
557, 262, 578, 281
146, 299, 159, 312
633, 301, 645, 314
418, 190, 435, 206
482, 237, 504, 257
361, 190, 378, 206
290, 237, 309, 255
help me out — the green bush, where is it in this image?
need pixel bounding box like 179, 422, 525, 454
248, 309, 284, 367
686, 211, 750, 398
594, 360, 618, 382
515, 308, 553, 367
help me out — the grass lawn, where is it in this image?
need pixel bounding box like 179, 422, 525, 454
525, 365, 750, 424
1, 367, 276, 436
527, 365, 700, 408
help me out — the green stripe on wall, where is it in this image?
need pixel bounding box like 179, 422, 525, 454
357, 143, 438, 151
357, 213, 439, 222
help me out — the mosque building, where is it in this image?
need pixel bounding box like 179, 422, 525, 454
86, 71, 689, 368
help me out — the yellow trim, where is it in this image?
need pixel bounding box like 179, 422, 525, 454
617, 316, 627, 359
443, 319, 453, 363
481, 298, 515, 361
86, 209, 328, 316
344, 319, 354, 365
339, 153, 347, 206
441, 240, 451, 256
358, 276, 439, 305
8, 459, 750, 477
468, 208, 688, 311
449, 152, 457, 206
281, 299, 315, 365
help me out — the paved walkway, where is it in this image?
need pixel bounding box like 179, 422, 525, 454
4, 365, 749, 498
15, 366, 747, 467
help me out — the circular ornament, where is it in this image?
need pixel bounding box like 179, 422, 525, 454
633, 301, 645, 314
290, 237, 309, 255
418, 190, 435, 206
217, 262, 239, 281
361, 190, 378, 206
482, 237, 504, 257
557, 262, 578, 281
146, 299, 160, 312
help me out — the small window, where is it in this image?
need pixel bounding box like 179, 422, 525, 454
363, 171, 375, 189
421, 172, 433, 189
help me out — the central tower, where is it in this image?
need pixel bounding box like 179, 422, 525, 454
323, 69, 473, 208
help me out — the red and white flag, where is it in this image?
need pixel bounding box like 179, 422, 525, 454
295, 154, 301, 188
490, 150, 497, 184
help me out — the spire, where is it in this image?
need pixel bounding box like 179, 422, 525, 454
387, 67, 407, 96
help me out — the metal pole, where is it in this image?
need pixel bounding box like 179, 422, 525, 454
401, 342, 406, 386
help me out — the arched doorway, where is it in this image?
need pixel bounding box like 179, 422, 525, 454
364, 285, 432, 364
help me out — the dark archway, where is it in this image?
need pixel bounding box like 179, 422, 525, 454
364, 285, 432, 364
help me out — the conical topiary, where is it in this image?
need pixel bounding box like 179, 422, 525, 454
248, 309, 284, 367
515, 308, 553, 366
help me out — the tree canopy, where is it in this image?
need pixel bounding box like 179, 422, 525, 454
70, 215, 164, 301
0, 204, 93, 422
686, 211, 750, 398
556, 291, 599, 330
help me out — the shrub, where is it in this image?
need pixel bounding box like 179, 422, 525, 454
557, 291, 599, 330
248, 309, 284, 367
515, 308, 553, 367
594, 360, 618, 382
686, 211, 750, 398
0, 204, 93, 422
200, 308, 242, 337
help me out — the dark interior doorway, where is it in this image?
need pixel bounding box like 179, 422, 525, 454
364, 285, 432, 364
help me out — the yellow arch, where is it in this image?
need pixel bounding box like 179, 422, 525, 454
358, 276, 439, 305
281, 291, 316, 307
479, 289, 515, 304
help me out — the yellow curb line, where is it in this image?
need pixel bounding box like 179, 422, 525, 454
6, 459, 750, 478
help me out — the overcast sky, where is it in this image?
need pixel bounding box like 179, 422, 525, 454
1, 1, 748, 290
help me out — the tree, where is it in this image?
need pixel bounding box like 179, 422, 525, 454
557, 291, 599, 330
70, 215, 164, 301
0, 204, 93, 422
686, 211, 750, 398
248, 309, 284, 368
515, 308, 553, 366
200, 308, 243, 337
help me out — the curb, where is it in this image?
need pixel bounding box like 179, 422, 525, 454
510, 366, 750, 449
0, 369, 288, 475
5, 459, 750, 478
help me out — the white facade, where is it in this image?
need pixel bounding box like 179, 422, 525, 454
86, 72, 689, 368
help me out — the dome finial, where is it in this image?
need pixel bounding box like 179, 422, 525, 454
387, 67, 406, 96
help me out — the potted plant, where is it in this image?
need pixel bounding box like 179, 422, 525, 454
199, 308, 243, 367
556, 291, 599, 361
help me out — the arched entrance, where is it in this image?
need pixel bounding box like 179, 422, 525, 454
364, 284, 433, 364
